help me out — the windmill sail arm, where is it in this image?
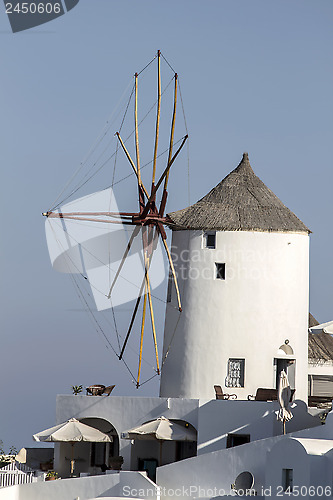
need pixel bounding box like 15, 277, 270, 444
152, 50, 161, 185
45, 212, 134, 225
164, 73, 178, 191
45, 214, 134, 225
119, 287, 143, 360
107, 226, 140, 299
145, 260, 160, 374
118, 243, 157, 362
46, 211, 170, 226
140, 133, 187, 220
143, 134, 188, 215
43, 212, 137, 223
137, 288, 147, 388
115, 132, 149, 199
161, 237, 182, 312
46, 211, 135, 218
159, 189, 168, 217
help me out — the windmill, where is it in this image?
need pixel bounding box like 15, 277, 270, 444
43, 51, 187, 388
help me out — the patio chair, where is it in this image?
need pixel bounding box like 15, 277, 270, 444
214, 385, 237, 400
248, 388, 295, 402
252, 388, 278, 401
101, 385, 115, 396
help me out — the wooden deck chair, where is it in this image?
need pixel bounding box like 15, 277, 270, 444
254, 388, 278, 401
248, 388, 295, 402
214, 385, 237, 400
101, 385, 115, 396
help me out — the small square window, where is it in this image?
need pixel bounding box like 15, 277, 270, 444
215, 263, 225, 280
204, 232, 216, 249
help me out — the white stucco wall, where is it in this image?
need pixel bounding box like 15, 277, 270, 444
55, 395, 199, 475
54, 394, 320, 478
8, 401, 329, 500
291, 411, 333, 440
265, 438, 333, 499
157, 434, 282, 498
156, 413, 333, 500
0, 474, 119, 500
160, 230, 309, 402
0, 471, 159, 500
196, 399, 319, 455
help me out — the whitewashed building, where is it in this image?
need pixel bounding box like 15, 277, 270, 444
2, 153, 332, 500
161, 153, 310, 402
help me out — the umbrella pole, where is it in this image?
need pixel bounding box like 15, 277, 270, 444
70, 443, 75, 475
159, 441, 163, 466
283, 418, 286, 435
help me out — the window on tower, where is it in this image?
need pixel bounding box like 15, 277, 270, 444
226, 358, 245, 387
204, 231, 216, 249
215, 262, 225, 280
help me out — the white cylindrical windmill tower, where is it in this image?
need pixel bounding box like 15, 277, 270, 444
160, 153, 310, 402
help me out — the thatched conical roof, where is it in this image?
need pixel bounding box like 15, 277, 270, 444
308, 332, 333, 362
167, 153, 310, 233
309, 313, 320, 328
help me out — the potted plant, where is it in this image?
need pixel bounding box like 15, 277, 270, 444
45, 470, 59, 481
0, 442, 17, 468
71, 385, 83, 395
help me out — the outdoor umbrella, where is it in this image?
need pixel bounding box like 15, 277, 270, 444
277, 370, 293, 434
122, 416, 196, 465
309, 320, 333, 335
33, 418, 112, 475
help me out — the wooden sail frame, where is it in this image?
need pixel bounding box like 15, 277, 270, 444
43, 51, 187, 388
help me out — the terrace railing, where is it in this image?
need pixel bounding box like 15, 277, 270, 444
0, 461, 37, 488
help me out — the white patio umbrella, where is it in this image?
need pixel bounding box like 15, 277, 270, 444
277, 370, 293, 435
122, 416, 196, 465
309, 320, 333, 335
33, 418, 112, 475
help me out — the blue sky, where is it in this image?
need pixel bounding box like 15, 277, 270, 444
1, 0, 332, 451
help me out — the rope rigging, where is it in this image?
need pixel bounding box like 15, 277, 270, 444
44, 50, 190, 389
48, 218, 163, 386
50, 62, 178, 211
56, 79, 174, 211
49, 79, 135, 213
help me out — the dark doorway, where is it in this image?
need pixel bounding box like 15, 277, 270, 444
138, 458, 158, 482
